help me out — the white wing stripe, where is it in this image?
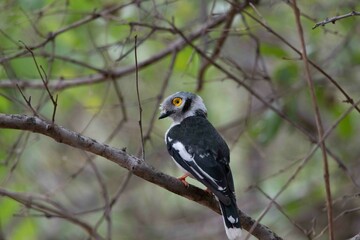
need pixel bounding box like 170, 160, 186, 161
191, 159, 225, 191
172, 141, 225, 191
172, 142, 193, 161
190, 166, 204, 179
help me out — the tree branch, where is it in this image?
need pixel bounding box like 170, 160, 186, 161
242, 10, 360, 113
0, 187, 104, 239
0, 113, 282, 240
197, 3, 239, 91
313, 11, 360, 29
0, 2, 133, 64
292, 2, 334, 239
0, 10, 229, 90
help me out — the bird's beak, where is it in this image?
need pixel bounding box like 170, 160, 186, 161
158, 110, 174, 119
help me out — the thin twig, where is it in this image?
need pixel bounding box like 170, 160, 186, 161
15, 84, 38, 116
243, 96, 360, 239
0, 10, 229, 90
0, 3, 133, 64
245, 157, 302, 191
314, 207, 360, 239
0, 187, 103, 239
109, 172, 133, 208
39, 65, 58, 123
116, 29, 155, 62
241, 10, 360, 114
313, 11, 360, 29
38, 52, 107, 73
1, 132, 31, 187
256, 186, 309, 237
134, 35, 145, 161
87, 156, 112, 240
143, 51, 178, 141
20, 41, 58, 122
292, 2, 334, 239
168, 16, 353, 192
197, 3, 239, 91
0, 113, 282, 240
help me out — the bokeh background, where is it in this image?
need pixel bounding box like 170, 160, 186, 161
0, 0, 360, 239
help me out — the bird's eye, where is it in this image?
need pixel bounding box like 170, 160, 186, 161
172, 97, 182, 107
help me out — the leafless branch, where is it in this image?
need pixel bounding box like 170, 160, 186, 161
0, 113, 282, 240
243, 96, 360, 239
15, 84, 38, 116
1, 1, 359, 239
255, 186, 309, 237
292, 2, 334, 239
87, 156, 112, 239
241, 10, 360, 114
314, 207, 360, 239
313, 11, 360, 29
0, 10, 229, 90
197, 3, 239, 91
0, 187, 104, 239
134, 35, 145, 160
0, 2, 133, 64
144, 51, 177, 141
20, 41, 58, 122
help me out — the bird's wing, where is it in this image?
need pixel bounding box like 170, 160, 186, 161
168, 142, 231, 205
167, 116, 234, 205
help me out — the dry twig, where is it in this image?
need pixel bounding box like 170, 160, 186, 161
313, 11, 360, 29
292, 2, 334, 239
0, 113, 282, 240
20, 41, 58, 122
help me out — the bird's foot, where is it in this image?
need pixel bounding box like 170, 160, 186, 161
178, 173, 190, 188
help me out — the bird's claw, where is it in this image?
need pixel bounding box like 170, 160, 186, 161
178, 174, 190, 188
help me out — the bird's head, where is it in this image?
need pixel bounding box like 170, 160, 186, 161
159, 92, 207, 123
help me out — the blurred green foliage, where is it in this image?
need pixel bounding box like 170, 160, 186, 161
0, 0, 360, 239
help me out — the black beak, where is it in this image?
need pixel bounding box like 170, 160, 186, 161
158, 110, 174, 119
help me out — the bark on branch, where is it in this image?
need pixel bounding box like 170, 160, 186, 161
313, 11, 360, 29
0, 113, 282, 240
0, 11, 228, 90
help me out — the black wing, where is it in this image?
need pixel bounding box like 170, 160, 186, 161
166, 116, 235, 205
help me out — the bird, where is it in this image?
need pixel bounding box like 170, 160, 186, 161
159, 91, 242, 240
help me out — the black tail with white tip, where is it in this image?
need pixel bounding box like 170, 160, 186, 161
219, 200, 242, 240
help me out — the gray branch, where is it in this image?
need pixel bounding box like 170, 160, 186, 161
0, 12, 227, 90
313, 11, 360, 29
0, 113, 282, 240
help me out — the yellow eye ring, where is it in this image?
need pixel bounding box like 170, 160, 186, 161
172, 97, 182, 107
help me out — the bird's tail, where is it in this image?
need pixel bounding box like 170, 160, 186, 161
218, 200, 242, 240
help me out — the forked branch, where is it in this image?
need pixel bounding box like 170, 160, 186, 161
0, 113, 282, 240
